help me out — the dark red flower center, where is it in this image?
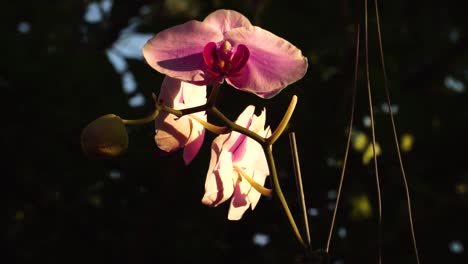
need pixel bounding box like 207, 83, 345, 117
202, 40, 249, 77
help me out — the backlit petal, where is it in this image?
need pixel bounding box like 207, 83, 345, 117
143, 21, 223, 83
203, 9, 252, 33
179, 79, 207, 107
228, 183, 250, 221
225, 27, 308, 98
183, 120, 205, 164
202, 150, 234, 206
248, 170, 268, 210
221, 105, 255, 153
154, 115, 190, 152
154, 77, 206, 162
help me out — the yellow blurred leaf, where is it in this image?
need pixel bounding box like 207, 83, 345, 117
362, 143, 381, 165
350, 194, 372, 220
401, 133, 415, 152
353, 132, 368, 152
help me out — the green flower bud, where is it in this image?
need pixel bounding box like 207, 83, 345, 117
81, 114, 129, 159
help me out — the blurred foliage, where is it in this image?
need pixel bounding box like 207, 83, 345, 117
2, 0, 467, 263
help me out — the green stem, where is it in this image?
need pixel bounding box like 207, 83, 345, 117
210, 106, 266, 145
120, 83, 221, 126
264, 144, 306, 248
189, 114, 230, 135
121, 108, 160, 125
155, 83, 221, 118
267, 95, 298, 145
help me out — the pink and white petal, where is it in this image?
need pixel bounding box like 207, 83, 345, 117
182, 85, 207, 164
248, 170, 268, 210
158, 77, 184, 108
183, 119, 205, 165
225, 27, 308, 98
236, 168, 254, 196
155, 78, 183, 151
246, 126, 271, 209
203, 9, 252, 33
231, 133, 248, 163
154, 114, 192, 152
220, 105, 255, 152
228, 184, 250, 220
202, 146, 235, 207
237, 137, 269, 175
180, 81, 207, 107
205, 133, 229, 178
235, 105, 256, 128
143, 21, 223, 83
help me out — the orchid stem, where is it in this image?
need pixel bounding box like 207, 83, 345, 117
121, 108, 160, 125
234, 165, 273, 197
156, 83, 220, 118
267, 95, 298, 145
189, 114, 230, 134
210, 106, 266, 145
264, 144, 306, 248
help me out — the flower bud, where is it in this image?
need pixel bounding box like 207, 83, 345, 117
81, 114, 128, 159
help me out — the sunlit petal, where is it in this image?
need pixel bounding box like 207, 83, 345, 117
143, 21, 223, 83
228, 183, 250, 220
225, 27, 308, 98
154, 77, 207, 163
203, 9, 252, 33
202, 150, 234, 206
143, 9, 307, 98
203, 105, 270, 220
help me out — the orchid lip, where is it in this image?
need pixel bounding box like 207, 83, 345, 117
202, 41, 250, 77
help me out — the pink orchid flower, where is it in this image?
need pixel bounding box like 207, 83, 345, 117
143, 9, 308, 99
155, 76, 207, 165
202, 105, 271, 220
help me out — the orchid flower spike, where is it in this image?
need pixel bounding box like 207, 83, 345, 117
155, 76, 207, 165
143, 9, 308, 98
202, 105, 272, 220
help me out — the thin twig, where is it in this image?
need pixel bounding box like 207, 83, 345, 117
365, 1, 383, 263
289, 132, 311, 247
326, 24, 360, 254
374, 1, 421, 263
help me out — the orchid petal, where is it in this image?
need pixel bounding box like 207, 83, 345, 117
221, 105, 255, 152
232, 108, 269, 172
203, 9, 252, 33
202, 150, 234, 206
228, 183, 250, 221
225, 27, 308, 98
248, 170, 267, 210
179, 79, 207, 107
154, 77, 206, 163
237, 136, 268, 175
183, 120, 205, 164
154, 116, 191, 153
202, 105, 271, 220
142, 21, 223, 83
249, 108, 267, 134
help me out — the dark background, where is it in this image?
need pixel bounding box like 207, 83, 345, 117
2, 0, 467, 263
